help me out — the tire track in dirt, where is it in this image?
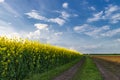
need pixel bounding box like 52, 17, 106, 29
93, 58, 119, 80
53, 57, 85, 80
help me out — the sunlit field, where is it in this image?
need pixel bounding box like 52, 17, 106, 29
0, 37, 82, 80
92, 55, 120, 63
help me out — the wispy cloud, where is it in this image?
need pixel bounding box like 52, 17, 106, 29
62, 2, 68, 9
25, 10, 65, 26
87, 11, 103, 22
55, 10, 77, 20
101, 28, 120, 37
89, 6, 96, 11
25, 10, 47, 21
0, 2, 19, 17
87, 5, 120, 24
74, 24, 110, 38
49, 18, 65, 26
105, 5, 119, 17
60, 11, 70, 20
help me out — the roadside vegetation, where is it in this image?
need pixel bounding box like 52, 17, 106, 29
24, 58, 82, 80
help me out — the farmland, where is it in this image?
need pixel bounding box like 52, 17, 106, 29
0, 37, 82, 80
92, 55, 120, 80
92, 55, 120, 63
0, 37, 120, 80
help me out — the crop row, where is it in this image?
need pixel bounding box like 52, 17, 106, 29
0, 37, 81, 80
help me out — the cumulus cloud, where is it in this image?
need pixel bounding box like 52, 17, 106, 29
87, 5, 120, 24
62, 2, 68, 9
34, 23, 48, 30
27, 30, 40, 39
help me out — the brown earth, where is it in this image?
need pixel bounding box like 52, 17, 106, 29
53, 57, 85, 80
93, 57, 120, 80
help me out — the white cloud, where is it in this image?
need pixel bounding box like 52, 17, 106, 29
25, 10, 65, 26
0, 0, 4, 3
34, 23, 48, 30
105, 5, 119, 17
61, 11, 70, 19
74, 24, 94, 33
87, 11, 103, 22
74, 24, 110, 38
85, 25, 110, 37
110, 13, 120, 23
62, 2, 68, 9
56, 10, 77, 20
49, 18, 65, 26
101, 28, 120, 37
87, 5, 120, 24
27, 30, 40, 39
25, 10, 47, 21
0, 19, 63, 44
89, 6, 96, 11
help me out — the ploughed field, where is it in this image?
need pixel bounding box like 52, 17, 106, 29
92, 55, 120, 80
0, 37, 120, 80
92, 55, 120, 63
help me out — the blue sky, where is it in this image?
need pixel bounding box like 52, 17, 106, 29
0, 0, 120, 53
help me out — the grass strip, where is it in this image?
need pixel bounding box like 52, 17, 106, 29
72, 57, 103, 80
24, 57, 82, 80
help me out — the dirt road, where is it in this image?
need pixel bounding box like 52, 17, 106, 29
53, 57, 85, 80
93, 58, 120, 80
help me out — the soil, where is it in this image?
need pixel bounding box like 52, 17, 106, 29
93, 58, 120, 80
53, 57, 85, 80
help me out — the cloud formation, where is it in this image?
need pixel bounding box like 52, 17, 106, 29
25, 10, 65, 26
74, 24, 110, 38
62, 2, 68, 9
34, 23, 48, 30
87, 5, 120, 24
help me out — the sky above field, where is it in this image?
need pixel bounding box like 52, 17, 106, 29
0, 0, 120, 53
